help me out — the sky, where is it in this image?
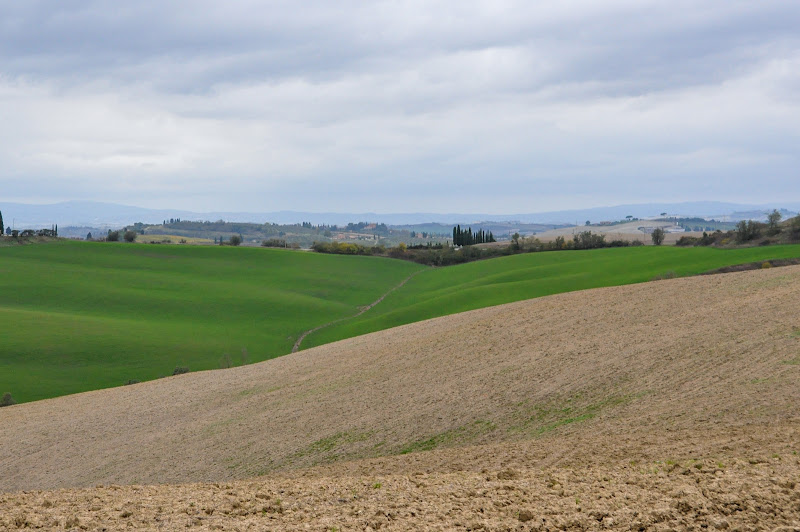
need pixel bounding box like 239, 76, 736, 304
0, 1, 798, 213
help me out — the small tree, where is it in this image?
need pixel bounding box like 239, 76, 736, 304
123, 230, 137, 243
651, 227, 665, 246
107, 230, 120, 242
0, 211, 3, 236
792, 216, 800, 237
767, 209, 782, 235
735, 220, 761, 243
86, 232, 93, 240
0, 392, 15, 407
229, 235, 242, 246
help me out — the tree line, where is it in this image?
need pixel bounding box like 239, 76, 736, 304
452, 225, 495, 246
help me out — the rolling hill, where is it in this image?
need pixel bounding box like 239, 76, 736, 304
2, 265, 799, 529
0, 241, 423, 402
3, 241, 800, 404
302, 244, 800, 349
1, 265, 799, 528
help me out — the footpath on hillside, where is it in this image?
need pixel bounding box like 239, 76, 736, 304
292, 269, 424, 353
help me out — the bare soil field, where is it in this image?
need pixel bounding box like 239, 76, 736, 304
2, 266, 800, 529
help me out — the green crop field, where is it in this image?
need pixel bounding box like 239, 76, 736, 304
0, 241, 424, 403
3, 241, 800, 404
302, 244, 800, 349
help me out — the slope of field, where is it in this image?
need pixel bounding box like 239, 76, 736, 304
2, 266, 800, 529
303, 244, 800, 349
0, 241, 423, 402
2, 265, 799, 492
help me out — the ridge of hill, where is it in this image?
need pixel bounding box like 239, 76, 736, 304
3, 199, 798, 227
2, 266, 799, 495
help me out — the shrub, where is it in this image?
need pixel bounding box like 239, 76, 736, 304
735, 220, 762, 243
572, 231, 606, 250
607, 239, 633, 247
262, 238, 287, 248
172, 366, 189, 375
791, 216, 800, 238
229, 235, 242, 246
124, 379, 141, 385
1, 392, 15, 407
123, 230, 137, 243
107, 230, 120, 242
675, 235, 699, 246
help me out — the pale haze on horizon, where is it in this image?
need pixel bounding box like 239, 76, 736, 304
0, 1, 798, 214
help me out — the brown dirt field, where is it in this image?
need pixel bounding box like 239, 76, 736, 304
2, 266, 800, 529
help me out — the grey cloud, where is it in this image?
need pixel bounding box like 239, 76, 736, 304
0, 1, 798, 213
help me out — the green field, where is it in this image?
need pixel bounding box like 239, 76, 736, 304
302, 244, 800, 349
3, 241, 800, 403
0, 241, 423, 402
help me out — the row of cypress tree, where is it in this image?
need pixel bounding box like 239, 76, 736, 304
452, 225, 496, 246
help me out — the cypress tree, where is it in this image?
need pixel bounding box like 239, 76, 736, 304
0, 211, 3, 236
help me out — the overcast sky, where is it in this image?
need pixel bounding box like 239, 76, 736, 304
1, 1, 798, 213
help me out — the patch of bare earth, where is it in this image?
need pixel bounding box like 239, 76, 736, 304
2, 266, 800, 529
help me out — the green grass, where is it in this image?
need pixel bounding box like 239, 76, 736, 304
0, 241, 423, 402
303, 244, 800, 348
4, 241, 800, 404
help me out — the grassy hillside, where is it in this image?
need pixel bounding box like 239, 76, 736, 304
4, 241, 800, 403
2, 265, 799, 493
0, 241, 423, 402
303, 244, 800, 348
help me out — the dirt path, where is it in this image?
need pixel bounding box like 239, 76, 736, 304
291, 269, 424, 353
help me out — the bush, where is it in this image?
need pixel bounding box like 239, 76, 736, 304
735, 220, 762, 243
229, 235, 242, 246
1, 392, 15, 407
572, 231, 606, 250
262, 238, 287, 248
675, 235, 699, 247
107, 230, 120, 242
123, 230, 137, 243
172, 366, 189, 375
791, 216, 800, 238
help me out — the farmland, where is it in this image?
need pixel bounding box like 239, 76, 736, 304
2, 265, 800, 529
2, 241, 800, 403
303, 244, 800, 348
0, 241, 423, 402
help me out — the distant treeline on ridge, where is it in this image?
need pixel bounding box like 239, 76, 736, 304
452, 225, 495, 246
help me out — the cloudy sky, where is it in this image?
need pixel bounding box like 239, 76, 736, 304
1, 1, 798, 213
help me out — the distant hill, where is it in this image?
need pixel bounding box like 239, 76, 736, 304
1, 200, 798, 229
